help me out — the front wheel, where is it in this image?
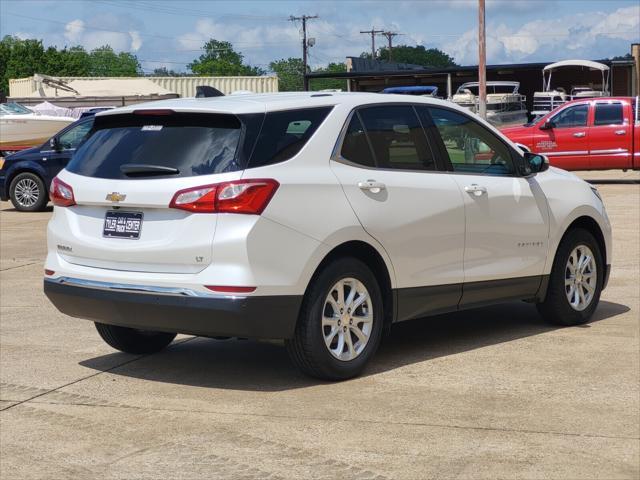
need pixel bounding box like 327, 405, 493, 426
286, 258, 384, 380
9, 172, 48, 212
95, 323, 176, 354
537, 228, 604, 326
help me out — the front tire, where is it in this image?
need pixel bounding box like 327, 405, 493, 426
9, 172, 48, 212
286, 258, 384, 380
537, 228, 603, 326
95, 323, 176, 354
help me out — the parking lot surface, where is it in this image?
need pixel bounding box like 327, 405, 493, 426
1, 171, 638, 479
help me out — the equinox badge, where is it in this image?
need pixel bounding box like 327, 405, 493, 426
106, 192, 126, 202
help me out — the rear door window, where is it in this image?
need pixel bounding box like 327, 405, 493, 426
247, 107, 333, 168
356, 105, 435, 171
340, 113, 376, 167
67, 113, 242, 179
593, 103, 624, 126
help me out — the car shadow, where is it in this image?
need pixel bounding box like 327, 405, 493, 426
79, 300, 630, 392
0, 204, 53, 213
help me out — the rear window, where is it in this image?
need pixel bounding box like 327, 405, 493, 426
594, 103, 624, 126
67, 113, 243, 179
247, 107, 333, 168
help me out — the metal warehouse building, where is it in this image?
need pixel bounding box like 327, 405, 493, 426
307, 56, 637, 113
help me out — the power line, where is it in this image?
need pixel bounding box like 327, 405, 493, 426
289, 14, 318, 91
360, 27, 384, 59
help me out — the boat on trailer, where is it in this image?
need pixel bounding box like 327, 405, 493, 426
0, 102, 75, 149
451, 81, 528, 127
531, 60, 610, 117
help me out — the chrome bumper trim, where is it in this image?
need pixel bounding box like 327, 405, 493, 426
45, 276, 231, 298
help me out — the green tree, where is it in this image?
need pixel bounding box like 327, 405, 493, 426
188, 39, 264, 76
310, 62, 347, 91
149, 66, 187, 77
0, 36, 47, 94
269, 57, 304, 91
44, 46, 90, 77
88, 45, 141, 76
361, 45, 456, 67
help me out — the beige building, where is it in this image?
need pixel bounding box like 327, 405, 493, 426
8, 75, 280, 108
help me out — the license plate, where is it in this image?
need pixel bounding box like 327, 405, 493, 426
103, 211, 143, 239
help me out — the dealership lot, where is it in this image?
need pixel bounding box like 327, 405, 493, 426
0, 172, 638, 479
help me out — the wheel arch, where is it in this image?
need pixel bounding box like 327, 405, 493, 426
304, 240, 395, 332
556, 215, 608, 268
6, 165, 48, 198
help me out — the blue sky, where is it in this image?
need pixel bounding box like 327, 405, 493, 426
1, 0, 638, 73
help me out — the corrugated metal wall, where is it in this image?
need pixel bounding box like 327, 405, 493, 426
9, 76, 279, 98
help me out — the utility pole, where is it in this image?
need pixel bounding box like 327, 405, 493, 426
360, 27, 384, 59
478, 0, 487, 119
380, 31, 400, 62
289, 14, 318, 91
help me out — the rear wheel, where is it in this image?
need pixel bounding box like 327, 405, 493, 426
9, 172, 48, 212
537, 228, 603, 326
95, 323, 176, 354
286, 258, 384, 380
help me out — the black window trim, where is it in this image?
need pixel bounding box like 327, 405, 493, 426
331, 102, 449, 174
419, 104, 526, 178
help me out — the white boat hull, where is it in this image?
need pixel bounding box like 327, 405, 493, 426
0, 115, 75, 147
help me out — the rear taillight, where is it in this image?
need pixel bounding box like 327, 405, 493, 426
50, 177, 76, 207
169, 179, 279, 214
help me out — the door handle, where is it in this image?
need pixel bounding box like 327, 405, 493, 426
464, 184, 487, 196
573, 132, 586, 138
614, 129, 626, 135
358, 180, 386, 193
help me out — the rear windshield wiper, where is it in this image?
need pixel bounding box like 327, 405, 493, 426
120, 164, 180, 177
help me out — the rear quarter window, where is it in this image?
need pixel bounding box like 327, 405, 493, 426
247, 107, 333, 168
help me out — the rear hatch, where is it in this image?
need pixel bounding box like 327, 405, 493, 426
53, 110, 252, 274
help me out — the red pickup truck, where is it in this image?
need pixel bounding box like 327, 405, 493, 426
501, 96, 639, 171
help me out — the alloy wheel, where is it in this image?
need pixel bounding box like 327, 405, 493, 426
322, 277, 373, 361
14, 178, 40, 208
565, 245, 597, 311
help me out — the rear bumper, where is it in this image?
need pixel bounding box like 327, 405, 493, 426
44, 277, 302, 339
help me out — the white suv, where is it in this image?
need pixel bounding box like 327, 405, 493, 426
44, 93, 611, 380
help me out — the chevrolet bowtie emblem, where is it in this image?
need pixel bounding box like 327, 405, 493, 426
106, 192, 126, 202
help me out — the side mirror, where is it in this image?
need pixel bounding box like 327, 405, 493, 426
522, 152, 549, 176
49, 137, 61, 151
539, 120, 555, 130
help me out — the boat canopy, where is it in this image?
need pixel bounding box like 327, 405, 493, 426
382, 86, 438, 95
543, 60, 609, 72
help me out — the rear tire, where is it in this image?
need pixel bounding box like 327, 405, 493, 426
537, 228, 603, 326
286, 258, 384, 381
9, 172, 48, 212
95, 323, 176, 354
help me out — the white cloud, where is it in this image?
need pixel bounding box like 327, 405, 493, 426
442, 5, 639, 64
61, 17, 143, 52
64, 19, 85, 44
129, 31, 142, 51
